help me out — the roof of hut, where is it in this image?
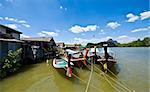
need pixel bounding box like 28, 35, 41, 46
0, 24, 22, 34
21, 37, 53, 42
0, 38, 24, 43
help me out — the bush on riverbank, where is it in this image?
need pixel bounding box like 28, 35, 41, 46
0, 48, 22, 79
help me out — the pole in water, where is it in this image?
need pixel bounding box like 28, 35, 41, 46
94, 46, 97, 64
103, 43, 108, 73
66, 54, 72, 77
84, 48, 89, 65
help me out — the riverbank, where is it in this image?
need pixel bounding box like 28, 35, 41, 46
0, 48, 149, 92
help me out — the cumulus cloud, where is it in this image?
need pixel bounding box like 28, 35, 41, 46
5, 24, 18, 29
126, 13, 139, 22
115, 35, 137, 43
73, 37, 99, 44
100, 29, 104, 32
140, 11, 150, 20
20, 34, 30, 38
0, 16, 31, 28
69, 25, 99, 33
126, 11, 150, 22
60, 6, 63, 9
98, 29, 105, 35
131, 26, 150, 32
22, 24, 31, 28
38, 31, 58, 37
73, 35, 137, 44
59, 5, 67, 11
106, 22, 120, 29
73, 36, 113, 44
0, 17, 3, 20
18, 20, 27, 23
5, 17, 18, 22
37, 33, 46, 37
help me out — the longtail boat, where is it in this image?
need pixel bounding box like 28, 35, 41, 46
53, 56, 74, 77
63, 48, 90, 68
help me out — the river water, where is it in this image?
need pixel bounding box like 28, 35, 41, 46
0, 47, 149, 92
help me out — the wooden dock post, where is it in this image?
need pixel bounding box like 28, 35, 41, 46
103, 44, 108, 73
66, 54, 72, 77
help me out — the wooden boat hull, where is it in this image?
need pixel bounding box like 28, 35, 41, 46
53, 58, 73, 77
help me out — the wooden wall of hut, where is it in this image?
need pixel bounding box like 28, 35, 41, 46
22, 40, 57, 64
0, 41, 22, 58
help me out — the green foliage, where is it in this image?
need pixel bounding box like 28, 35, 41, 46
117, 37, 150, 47
86, 39, 118, 48
0, 48, 22, 79
86, 37, 150, 47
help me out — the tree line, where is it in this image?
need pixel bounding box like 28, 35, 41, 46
86, 37, 150, 48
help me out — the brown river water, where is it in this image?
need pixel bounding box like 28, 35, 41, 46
0, 47, 149, 92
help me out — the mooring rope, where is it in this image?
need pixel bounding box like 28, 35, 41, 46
85, 59, 94, 92
94, 62, 134, 92
72, 73, 103, 92
106, 68, 135, 92
98, 62, 135, 92
95, 66, 126, 92
64, 68, 102, 92
81, 60, 132, 92
102, 72, 121, 92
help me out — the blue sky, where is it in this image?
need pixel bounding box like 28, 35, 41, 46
0, 0, 149, 44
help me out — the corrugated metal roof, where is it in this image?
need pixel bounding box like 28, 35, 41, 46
0, 38, 24, 43
0, 24, 22, 34
21, 37, 53, 42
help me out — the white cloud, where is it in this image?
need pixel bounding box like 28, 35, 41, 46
98, 29, 105, 35
69, 25, 99, 33
140, 11, 150, 20
64, 8, 67, 11
22, 24, 31, 28
59, 5, 67, 11
5, 17, 18, 22
100, 29, 104, 32
1, 16, 31, 28
131, 26, 150, 32
73, 36, 113, 44
126, 11, 150, 22
73, 37, 96, 44
115, 35, 137, 43
20, 34, 30, 38
5, 24, 18, 29
106, 22, 121, 29
4, 17, 28, 24
0, 17, 3, 20
38, 31, 58, 37
18, 20, 27, 23
42, 31, 58, 36
73, 35, 137, 44
37, 33, 46, 37
60, 6, 63, 9
126, 13, 139, 22
117, 35, 128, 38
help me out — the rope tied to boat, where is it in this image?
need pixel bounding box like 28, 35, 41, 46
95, 61, 135, 92
85, 57, 94, 92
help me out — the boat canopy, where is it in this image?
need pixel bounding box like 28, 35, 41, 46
65, 49, 80, 55
89, 48, 100, 53
99, 48, 114, 54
